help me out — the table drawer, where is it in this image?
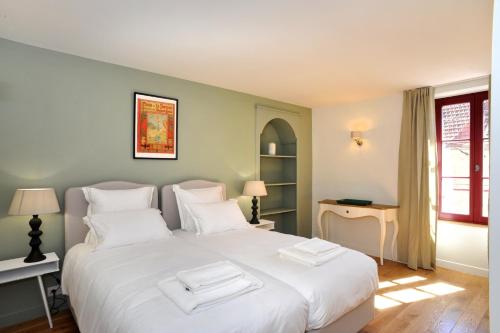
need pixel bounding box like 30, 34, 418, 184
328, 205, 378, 219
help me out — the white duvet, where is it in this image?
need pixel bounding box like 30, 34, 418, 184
175, 229, 378, 330
62, 237, 308, 333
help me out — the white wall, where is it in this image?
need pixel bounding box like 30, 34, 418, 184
312, 94, 402, 260
312, 93, 488, 276
489, 0, 499, 331
437, 221, 488, 276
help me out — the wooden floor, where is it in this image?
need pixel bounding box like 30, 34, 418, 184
0, 260, 488, 333
362, 260, 489, 333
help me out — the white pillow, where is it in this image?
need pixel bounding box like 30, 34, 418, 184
82, 186, 154, 216
186, 199, 250, 235
172, 185, 223, 232
84, 208, 172, 250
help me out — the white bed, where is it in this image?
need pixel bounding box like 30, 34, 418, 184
62, 180, 377, 333
62, 181, 309, 333
161, 180, 378, 333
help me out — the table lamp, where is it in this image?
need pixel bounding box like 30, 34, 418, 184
8, 188, 60, 263
243, 181, 267, 224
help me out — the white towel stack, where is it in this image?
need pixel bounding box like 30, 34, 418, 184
158, 261, 263, 313
279, 238, 347, 266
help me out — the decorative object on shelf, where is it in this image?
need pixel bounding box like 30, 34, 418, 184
336, 199, 373, 206
351, 131, 363, 146
134, 92, 178, 160
243, 181, 268, 224
268, 142, 277, 155
8, 188, 60, 263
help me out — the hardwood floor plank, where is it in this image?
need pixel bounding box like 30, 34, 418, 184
451, 291, 489, 333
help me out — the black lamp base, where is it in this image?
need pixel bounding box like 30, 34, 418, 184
24, 215, 46, 263
24, 251, 46, 263
249, 196, 260, 224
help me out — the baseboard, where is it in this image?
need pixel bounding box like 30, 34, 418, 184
0, 305, 45, 328
436, 258, 489, 277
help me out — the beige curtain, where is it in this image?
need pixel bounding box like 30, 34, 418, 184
398, 87, 438, 270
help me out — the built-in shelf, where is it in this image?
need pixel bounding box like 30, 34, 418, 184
260, 154, 296, 159
259, 116, 298, 235
260, 208, 297, 216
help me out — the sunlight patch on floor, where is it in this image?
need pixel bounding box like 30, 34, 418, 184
378, 281, 397, 289
416, 282, 464, 296
392, 275, 427, 285
383, 288, 435, 303
374, 295, 402, 310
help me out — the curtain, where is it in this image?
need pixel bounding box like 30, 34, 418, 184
398, 87, 438, 270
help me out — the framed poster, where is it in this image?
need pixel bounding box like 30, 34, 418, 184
134, 92, 178, 160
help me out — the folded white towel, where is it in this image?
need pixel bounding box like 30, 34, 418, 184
293, 237, 340, 255
158, 272, 263, 313
176, 261, 243, 293
279, 246, 347, 266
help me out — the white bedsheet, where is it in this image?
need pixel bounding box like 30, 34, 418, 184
62, 238, 308, 333
175, 229, 378, 330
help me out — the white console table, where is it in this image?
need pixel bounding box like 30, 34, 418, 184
317, 200, 399, 265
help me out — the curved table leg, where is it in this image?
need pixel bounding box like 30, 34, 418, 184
391, 218, 399, 262
379, 218, 386, 265
317, 206, 327, 239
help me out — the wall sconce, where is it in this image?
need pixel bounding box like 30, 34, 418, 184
351, 131, 363, 146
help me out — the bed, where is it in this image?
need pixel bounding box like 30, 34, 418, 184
62, 181, 309, 333
161, 180, 378, 333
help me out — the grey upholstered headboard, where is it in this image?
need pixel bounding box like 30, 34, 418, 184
160, 180, 226, 231
64, 181, 158, 253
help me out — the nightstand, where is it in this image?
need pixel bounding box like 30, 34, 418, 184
0, 253, 59, 328
250, 219, 275, 231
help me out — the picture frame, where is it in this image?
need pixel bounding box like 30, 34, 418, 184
133, 92, 178, 160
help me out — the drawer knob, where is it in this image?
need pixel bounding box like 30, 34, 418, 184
346, 210, 349, 214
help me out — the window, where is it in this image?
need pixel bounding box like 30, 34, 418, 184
435, 91, 489, 225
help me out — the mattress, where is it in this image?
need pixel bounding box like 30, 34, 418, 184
62, 237, 308, 333
175, 228, 378, 330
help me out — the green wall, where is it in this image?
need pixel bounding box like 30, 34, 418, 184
0, 38, 312, 326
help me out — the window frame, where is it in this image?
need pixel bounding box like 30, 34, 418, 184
435, 91, 489, 225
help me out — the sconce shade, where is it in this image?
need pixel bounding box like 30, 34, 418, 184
8, 188, 60, 216
351, 131, 363, 139
243, 181, 267, 197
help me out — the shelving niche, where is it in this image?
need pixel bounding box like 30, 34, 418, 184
259, 118, 297, 235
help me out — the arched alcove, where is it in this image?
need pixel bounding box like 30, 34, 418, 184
260, 118, 297, 156
259, 118, 297, 235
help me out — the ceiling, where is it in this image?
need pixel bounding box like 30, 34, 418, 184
0, 0, 493, 108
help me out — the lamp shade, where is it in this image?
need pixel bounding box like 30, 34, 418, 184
243, 181, 267, 197
8, 188, 60, 216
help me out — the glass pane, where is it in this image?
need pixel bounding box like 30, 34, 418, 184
442, 141, 470, 177
483, 139, 489, 177
483, 99, 489, 139
441, 178, 470, 215
483, 179, 489, 217
442, 102, 470, 141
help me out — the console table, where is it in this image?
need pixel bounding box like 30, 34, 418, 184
317, 200, 399, 265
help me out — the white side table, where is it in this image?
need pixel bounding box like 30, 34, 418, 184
250, 219, 275, 231
0, 253, 60, 328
